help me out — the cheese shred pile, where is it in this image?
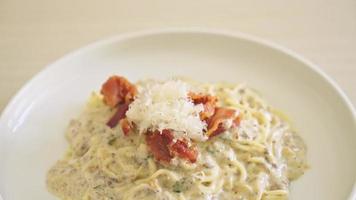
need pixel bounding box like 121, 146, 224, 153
126, 80, 207, 141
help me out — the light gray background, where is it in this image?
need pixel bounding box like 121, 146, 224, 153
1, 0, 355, 111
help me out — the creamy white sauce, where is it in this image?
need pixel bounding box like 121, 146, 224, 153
47, 80, 308, 200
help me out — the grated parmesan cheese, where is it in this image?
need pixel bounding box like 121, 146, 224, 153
126, 80, 208, 141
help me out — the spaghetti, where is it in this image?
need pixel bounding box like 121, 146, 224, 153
47, 78, 308, 200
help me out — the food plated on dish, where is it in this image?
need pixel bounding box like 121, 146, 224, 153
2, 30, 355, 200
46, 75, 308, 200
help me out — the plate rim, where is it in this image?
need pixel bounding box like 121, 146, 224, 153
0, 28, 355, 199
1, 28, 355, 122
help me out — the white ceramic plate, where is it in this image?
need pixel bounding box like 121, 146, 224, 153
0, 29, 355, 200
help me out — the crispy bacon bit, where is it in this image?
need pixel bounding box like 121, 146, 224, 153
119, 118, 132, 136
146, 129, 198, 163
146, 130, 174, 163
102, 75, 137, 130
206, 107, 236, 137
208, 124, 226, 138
189, 92, 217, 120
106, 103, 130, 128
189, 92, 241, 138
101, 76, 137, 108
232, 115, 241, 127
170, 140, 198, 163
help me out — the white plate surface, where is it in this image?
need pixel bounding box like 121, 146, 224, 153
0, 29, 355, 200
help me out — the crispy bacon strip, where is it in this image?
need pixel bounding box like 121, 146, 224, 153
206, 107, 237, 138
146, 129, 198, 163
208, 124, 226, 138
101, 75, 137, 108
170, 140, 198, 163
106, 102, 129, 128
119, 118, 133, 136
102, 75, 137, 132
146, 130, 174, 163
232, 115, 241, 128
189, 92, 217, 120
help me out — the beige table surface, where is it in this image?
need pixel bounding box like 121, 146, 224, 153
0, 0, 355, 112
